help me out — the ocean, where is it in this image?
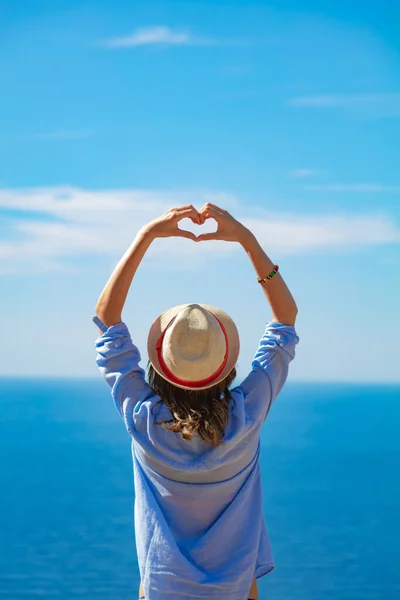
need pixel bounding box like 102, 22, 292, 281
0, 378, 399, 600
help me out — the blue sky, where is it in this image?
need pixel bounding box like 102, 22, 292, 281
1, 0, 399, 381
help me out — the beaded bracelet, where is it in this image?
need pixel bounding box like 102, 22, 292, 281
257, 265, 279, 284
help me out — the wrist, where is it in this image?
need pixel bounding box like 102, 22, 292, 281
138, 224, 158, 242
238, 228, 258, 250
135, 226, 158, 250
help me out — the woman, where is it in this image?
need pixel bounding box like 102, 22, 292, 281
93, 203, 299, 600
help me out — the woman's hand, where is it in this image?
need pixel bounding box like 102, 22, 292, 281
94, 205, 202, 327
142, 205, 202, 241
196, 203, 252, 244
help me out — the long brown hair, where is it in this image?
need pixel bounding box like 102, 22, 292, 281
148, 364, 237, 447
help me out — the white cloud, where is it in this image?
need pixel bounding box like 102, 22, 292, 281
307, 183, 400, 193
287, 93, 400, 116
0, 186, 399, 274
245, 214, 400, 253
291, 169, 320, 178
102, 26, 216, 48
23, 129, 95, 141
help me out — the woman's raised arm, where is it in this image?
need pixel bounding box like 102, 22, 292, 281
241, 234, 298, 326
94, 205, 201, 332
197, 203, 298, 326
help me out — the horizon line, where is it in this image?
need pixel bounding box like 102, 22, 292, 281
1, 375, 399, 386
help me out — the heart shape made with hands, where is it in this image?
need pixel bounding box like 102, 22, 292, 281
177, 216, 219, 240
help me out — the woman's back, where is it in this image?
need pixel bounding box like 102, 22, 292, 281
93, 315, 299, 599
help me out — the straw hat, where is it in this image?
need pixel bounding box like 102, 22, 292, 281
147, 303, 240, 390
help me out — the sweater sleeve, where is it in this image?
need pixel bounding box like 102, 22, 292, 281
234, 321, 299, 423
93, 315, 154, 420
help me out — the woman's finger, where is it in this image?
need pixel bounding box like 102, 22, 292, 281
175, 204, 198, 216
175, 206, 201, 225
175, 229, 197, 241
198, 203, 224, 214
174, 204, 196, 212
198, 203, 223, 215
202, 202, 228, 214
197, 210, 206, 225
199, 206, 224, 221
196, 232, 222, 242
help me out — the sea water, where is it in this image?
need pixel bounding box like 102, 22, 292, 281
0, 378, 399, 599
